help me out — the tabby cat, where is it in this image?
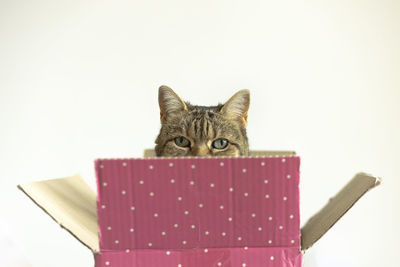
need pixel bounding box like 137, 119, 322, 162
155, 85, 250, 157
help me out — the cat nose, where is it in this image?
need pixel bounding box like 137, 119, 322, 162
191, 145, 211, 157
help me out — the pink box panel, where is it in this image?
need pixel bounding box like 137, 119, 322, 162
95, 157, 301, 267
94, 247, 303, 267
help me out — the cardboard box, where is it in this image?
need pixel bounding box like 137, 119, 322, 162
18, 151, 380, 267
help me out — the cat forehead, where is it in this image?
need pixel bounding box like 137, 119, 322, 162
185, 105, 223, 118
186, 102, 223, 111
185, 111, 225, 123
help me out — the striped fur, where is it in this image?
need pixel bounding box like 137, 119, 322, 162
155, 86, 249, 157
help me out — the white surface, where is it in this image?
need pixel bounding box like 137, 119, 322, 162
0, 0, 399, 266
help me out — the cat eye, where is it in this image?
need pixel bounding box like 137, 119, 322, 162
174, 136, 191, 148
212, 138, 229, 149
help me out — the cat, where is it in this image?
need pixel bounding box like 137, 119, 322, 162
155, 85, 250, 157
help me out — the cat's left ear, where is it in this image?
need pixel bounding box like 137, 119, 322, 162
158, 85, 188, 123
220, 89, 250, 128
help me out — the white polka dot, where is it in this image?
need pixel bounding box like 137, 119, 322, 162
139, 180, 144, 184
149, 165, 154, 170
217, 262, 222, 266
115, 240, 119, 244
282, 158, 286, 163
169, 162, 174, 167
283, 196, 287, 201
242, 168, 247, 173
174, 224, 178, 228
122, 162, 127, 167
149, 192, 155, 197
182, 240, 187, 245
261, 162, 265, 166
178, 265, 182, 267
244, 192, 249, 197
178, 196, 182, 201
125, 249, 130, 253
131, 206, 135, 211
270, 256, 275, 260
244, 246, 248, 250
258, 227, 262, 231
184, 210, 189, 215
170, 179, 175, 183
162, 231, 166, 236
229, 187, 234, 192
290, 214, 294, 219
191, 164, 196, 169
291, 240, 295, 244
268, 240, 272, 244
251, 213, 256, 218
237, 236, 242, 241
107, 226, 112, 230
103, 182, 108, 187
191, 225, 196, 229
101, 205, 106, 209
210, 183, 215, 188
268, 216, 273, 221
220, 205, 224, 210
279, 225, 284, 230
105, 261, 110, 265
221, 232, 226, 236
190, 181, 195, 185
121, 190, 126, 195
148, 243, 152, 247
204, 248, 208, 253
264, 180, 268, 184
198, 203, 204, 208
228, 217, 232, 221
242, 264, 246, 267
100, 164, 104, 169
154, 213, 158, 217
287, 174, 291, 179
220, 162, 224, 166
166, 251, 171, 255
205, 231, 209, 235
130, 228, 134, 232
265, 194, 270, 199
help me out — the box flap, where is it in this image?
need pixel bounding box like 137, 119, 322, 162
143, 149, 296, 157
18, 174, 99, 252
300, 172, 381, 251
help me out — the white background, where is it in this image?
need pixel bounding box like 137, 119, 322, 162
1, 0, 399, 266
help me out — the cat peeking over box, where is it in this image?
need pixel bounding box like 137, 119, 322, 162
156, 86, 250, 157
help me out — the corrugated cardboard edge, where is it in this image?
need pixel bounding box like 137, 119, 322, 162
143, 149, 296, 158
18, 174, 100, 253
300, 172, 381, 251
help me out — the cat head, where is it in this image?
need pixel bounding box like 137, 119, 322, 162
155, 85, 250, 157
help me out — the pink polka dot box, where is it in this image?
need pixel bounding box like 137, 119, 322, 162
18, 151, 381, 267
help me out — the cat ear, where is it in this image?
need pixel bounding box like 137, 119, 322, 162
220, 89, 250, 127
158, 85, 188, 123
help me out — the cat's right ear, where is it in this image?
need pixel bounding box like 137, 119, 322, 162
158, 85, 188, 123
220, 89, 250, 128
